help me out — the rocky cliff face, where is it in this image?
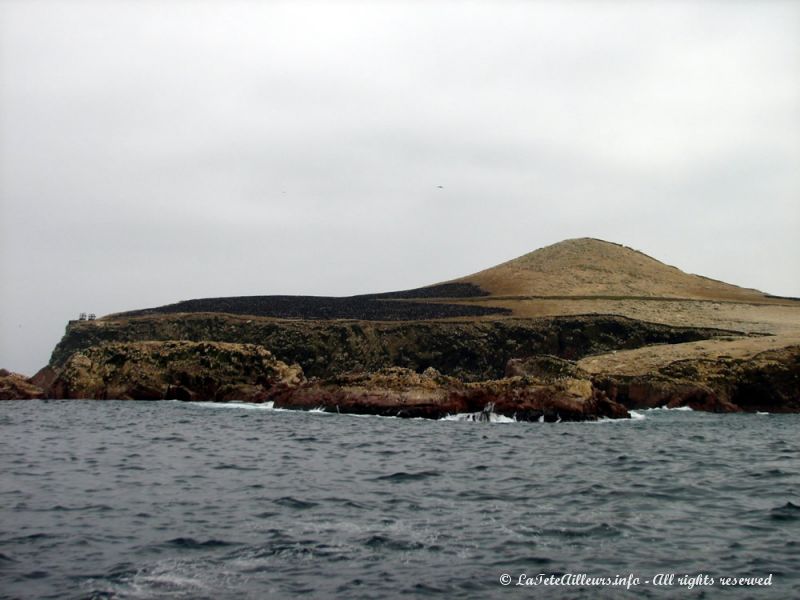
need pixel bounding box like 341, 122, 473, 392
44, 341, 303, 401
593, 345, 800, 413
270, 366, 629, 421
36, 308, 785, 417
19, 319, 798, 419
27, 340, 632, 420
48, 314, 738, 381
0, 369, 45, 400
25, 339, 800, 418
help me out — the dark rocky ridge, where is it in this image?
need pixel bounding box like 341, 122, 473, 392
361, 282, 490, 299
48, 313, 739, 381
115, 283, 503, 321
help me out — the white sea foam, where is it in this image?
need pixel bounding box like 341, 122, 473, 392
188, 401, 277, 410
440, 412, 517, 423
643, 405, 694, 412
594, 410, 647, 423
183, 402, 651, 425
604, 405, 695, 421
83, 559, 235, 599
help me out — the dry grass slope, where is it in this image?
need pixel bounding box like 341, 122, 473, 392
454, 237, 768, 301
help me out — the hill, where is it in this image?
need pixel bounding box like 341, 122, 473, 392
117, 238, 775, 321
454, 238, 767, 301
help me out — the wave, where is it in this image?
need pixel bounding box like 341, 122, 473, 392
274, 496, 319, 510
83, 559, 227, 599
374, 470, 442, 482
595, 410, 647, 423
598, 404, 702, 422
161, 537, 238, 550
188, 401, 276, 410
640, 405, 694, 412
185, 401, 658, 425
440, 411, 517, 423
770, 501, 800, 521
185, 402, 396, 419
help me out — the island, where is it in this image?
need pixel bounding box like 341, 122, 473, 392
3, 238, 799, 420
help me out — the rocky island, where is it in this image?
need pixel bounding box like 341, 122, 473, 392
4, 238, 799, 420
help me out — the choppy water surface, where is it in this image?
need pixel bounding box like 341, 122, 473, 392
1, 401, 798, 599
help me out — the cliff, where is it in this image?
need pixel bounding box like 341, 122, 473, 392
0, 369, 45, 400
592, 345, 800, 414
44, 341, 303, 402
48, 313, 739, 381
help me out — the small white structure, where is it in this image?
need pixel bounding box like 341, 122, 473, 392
88, 313, 96, 321
79, 312, 87, 321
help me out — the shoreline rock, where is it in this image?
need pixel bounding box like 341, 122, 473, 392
44, 341, 303, 401
593, 345, 800, 413
269, 366, 629, 421
0, 369, 45, 400
12, 339, 799, 419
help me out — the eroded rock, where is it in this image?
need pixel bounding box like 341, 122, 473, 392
0, 369, 45, 400
47, 341, 303, 401
593, 345, 800, 413
271, 366, 629, 421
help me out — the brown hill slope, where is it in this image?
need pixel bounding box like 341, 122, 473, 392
454, 238, 767, 301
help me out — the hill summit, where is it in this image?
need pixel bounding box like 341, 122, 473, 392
455, 238, 766, 301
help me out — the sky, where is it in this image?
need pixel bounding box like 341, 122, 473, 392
1, 1, 798, 374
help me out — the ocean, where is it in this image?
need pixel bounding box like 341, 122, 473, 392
1, 401, 798, 599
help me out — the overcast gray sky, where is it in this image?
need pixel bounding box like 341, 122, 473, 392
1, 1, 798, 374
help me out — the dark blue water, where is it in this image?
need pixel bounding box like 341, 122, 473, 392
1, 401, 798, 599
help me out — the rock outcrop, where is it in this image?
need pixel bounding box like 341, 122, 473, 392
593, 346, 800, 413
35, 341, 799, 417
46, 341, 303, 401
0, 369, 45, 400
48, 313, 738, 381
505, 354, 590, 380
33, 342, 631, 420
36, 316, 796, 418
270, 366, 629, 421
